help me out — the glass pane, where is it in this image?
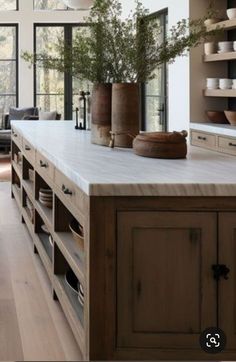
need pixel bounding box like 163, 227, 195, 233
0, 0, 17, 10
36, 27, 64, 57
0, 96, 16, 113
36, 68, 64, 93
34, 0, 67, 10
144, 13, 168, 132
0, 27, 16, 59
0, 61, 16, 94
36, 95, 64, 117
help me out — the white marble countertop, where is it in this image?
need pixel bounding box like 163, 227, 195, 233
190, 122, 236, 137
12, 121, 236, 197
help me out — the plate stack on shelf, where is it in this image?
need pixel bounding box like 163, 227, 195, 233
78, 283, 84, 307
39, 188, 53, 209
26, 196, 34, 223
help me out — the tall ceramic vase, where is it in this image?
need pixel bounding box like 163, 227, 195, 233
91, 83, 112, 146
111, 83, 140, 148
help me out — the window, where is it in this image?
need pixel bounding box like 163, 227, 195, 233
0, 25, 18, 113
34, 24, 91, 119
0, 0, 18, 10
34, 0, 68, 10
142, 10, 168, 132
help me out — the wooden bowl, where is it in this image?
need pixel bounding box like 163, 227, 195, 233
206, 111, 229, 124
224, 111, 236, 126
133, 131, 188, 159
69, 218, 84, 251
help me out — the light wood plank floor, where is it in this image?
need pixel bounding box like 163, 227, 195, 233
0, 182, 82, 361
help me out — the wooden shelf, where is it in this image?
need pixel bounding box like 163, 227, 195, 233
54, 275, 85, 353
54, 232, 85, 285
34, 233, 53, 282
204, 89, 236, 97
207, 18, 236, 31
38, 233, 53, 262
12, 184, 21, 210
204, 52, 236, 62
12, 161, 22, 180
35, 200, 53, 229
22, 207, 34, 236
22, 179, 34, 200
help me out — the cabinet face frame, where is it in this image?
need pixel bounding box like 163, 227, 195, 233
218, 212, 236, 349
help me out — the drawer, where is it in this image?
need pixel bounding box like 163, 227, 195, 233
54, 168, 85, 216
218, 136, 236, 156
191, 130, 216, 149
23, 138, 35, 162
12, 128, 22, 148
36, 151, 54, 180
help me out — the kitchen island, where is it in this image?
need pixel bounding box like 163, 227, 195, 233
11, 121, 236, 360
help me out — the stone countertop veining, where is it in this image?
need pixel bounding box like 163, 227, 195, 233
11, 121, 236, 197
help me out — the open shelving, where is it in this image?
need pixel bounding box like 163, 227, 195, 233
11, 134, 88, 359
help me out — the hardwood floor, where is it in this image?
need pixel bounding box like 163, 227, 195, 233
0, 182, 82, 361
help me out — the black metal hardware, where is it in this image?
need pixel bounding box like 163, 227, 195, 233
25, 145, 31, 151
229, 142, 236, 147
40, 160, 48, 168
198, 136, 207, 141
212, 264, 230, 281
62, 184, 73, 195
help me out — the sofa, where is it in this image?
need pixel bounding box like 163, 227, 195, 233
0, 107, 61, 153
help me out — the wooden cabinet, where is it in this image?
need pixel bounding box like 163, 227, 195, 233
117, 210, 236, 356
191, 130, 216, 150
11, 129, 236, 360
218, 213, 236, 349
191, 129, 236, 156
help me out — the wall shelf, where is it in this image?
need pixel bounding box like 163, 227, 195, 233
207, 18, 236, 31
204, 89, 236, 97
204, 52, 236, 62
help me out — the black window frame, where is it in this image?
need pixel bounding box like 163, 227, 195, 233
34, 23, 88, 120
0, 23, 19, 112
141, 8, 168, 131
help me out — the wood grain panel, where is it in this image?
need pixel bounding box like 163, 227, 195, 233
117, 211, 217, 349
218, 212, 236, 349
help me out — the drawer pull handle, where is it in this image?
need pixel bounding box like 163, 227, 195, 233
198, 136, 207, 141
62, 184, 73, 195
40, 160, 48, 168
25, 145, 31, 151
229, 142, 236, 147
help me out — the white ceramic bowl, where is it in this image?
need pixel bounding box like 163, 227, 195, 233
227, 8, 236, 20
204, 18, 219, 26
219, 79, 233, 89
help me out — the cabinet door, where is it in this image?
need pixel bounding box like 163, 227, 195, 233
117, 211, 217, 349
218, 213, 236, 349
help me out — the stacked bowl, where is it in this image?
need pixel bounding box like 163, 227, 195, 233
218, 41, 233, 53
39, 188, 53, 209
206, 78, 219, 89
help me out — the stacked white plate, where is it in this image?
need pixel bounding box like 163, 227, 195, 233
39, 188, 53, 209
218, 41, 233, 53
206, 78, 219, 89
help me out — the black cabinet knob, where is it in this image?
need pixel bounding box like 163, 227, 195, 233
212, 264, 230, 281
